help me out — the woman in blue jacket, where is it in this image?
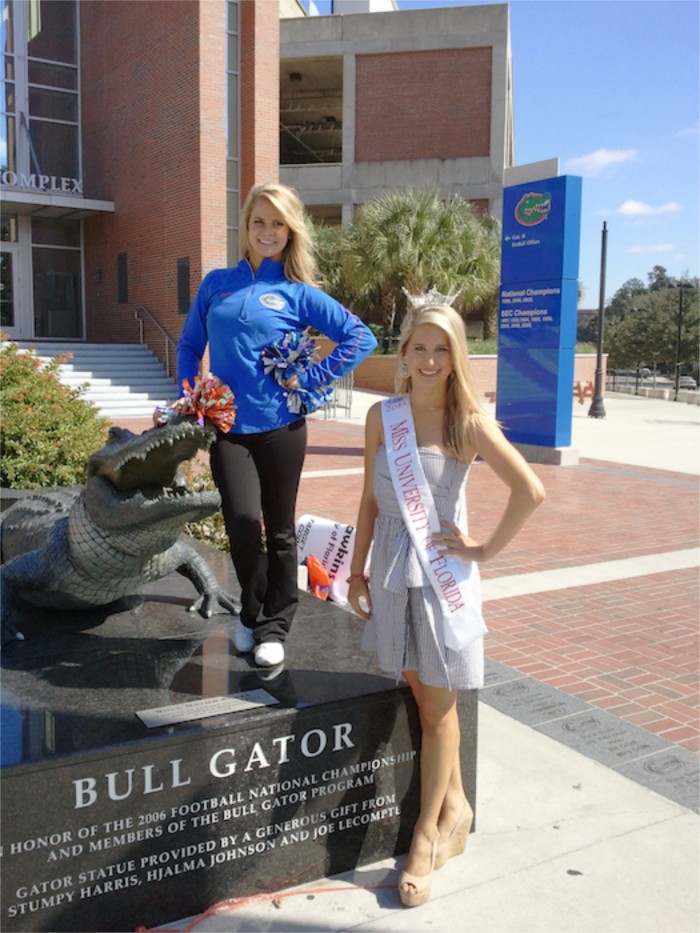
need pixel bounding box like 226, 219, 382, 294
177, 182, 376, 667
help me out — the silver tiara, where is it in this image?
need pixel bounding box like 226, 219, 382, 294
402, 286, 461, 311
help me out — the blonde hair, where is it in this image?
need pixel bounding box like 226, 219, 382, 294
240, 182, 318, 286
395, 304, 488, 461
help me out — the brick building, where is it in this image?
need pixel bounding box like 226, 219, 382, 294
0, 0, 513, 369
281, 3, 513, 224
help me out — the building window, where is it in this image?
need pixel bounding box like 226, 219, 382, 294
1, 0, 80, 188
1, 4, 84, 341
29, 85, 78, 122
31, 217, 82, 338
1, 0, 16, 173
1, 211, 18, 241
117, 253, 128, 304
27, 0, 76, 63
27, 0, 79, 181
0, 212, 18, 330
32, 215, 79, 247
280, 57, 343, 165
28, 119, 78, 178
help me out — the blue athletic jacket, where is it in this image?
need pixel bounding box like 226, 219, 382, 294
176, 258, 377, 434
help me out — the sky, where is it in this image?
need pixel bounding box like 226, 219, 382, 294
312, 0, 700, 306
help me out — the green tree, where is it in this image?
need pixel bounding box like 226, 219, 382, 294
310, 220, 353, 307
606, 277, 647, 320
334, 188, 502, 337
659, 281, 699, 374
606, 280, 699, 375
607, 302, 661, 371
647, 265, 675, 292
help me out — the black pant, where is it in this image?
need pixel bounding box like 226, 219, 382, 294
210, 419, 307, 644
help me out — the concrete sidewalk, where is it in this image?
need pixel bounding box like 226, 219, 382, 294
152, 392, 699, 933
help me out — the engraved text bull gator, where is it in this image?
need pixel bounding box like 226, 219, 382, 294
0, 417, 237, 646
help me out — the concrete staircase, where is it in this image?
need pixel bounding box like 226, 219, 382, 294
11, 342, 179, 419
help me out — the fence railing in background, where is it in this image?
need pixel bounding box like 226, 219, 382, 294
324, 372, 354, 419
134, 306, 178, 379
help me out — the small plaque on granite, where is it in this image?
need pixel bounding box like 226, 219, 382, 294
618, 748, 700, 813
136, 690, 278, 728
537, 709, 671, 767
481, 674, 590, 725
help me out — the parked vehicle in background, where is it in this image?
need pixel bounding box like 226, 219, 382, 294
678, 375, 697, 389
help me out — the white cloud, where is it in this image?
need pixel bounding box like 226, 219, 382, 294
625, 243, 675, 254
617, 200, 681, 217
563, 148, 637, 176
677, 122, 699, 138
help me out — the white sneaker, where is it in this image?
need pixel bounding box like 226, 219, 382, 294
254, 642, 285, 667
233, 620, 255, 653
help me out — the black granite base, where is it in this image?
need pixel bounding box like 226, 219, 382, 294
0, 543, 478, 932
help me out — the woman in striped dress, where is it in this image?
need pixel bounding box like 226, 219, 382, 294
348, 302, 545, 907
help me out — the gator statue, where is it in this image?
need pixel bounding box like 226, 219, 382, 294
0, 416, 238, 647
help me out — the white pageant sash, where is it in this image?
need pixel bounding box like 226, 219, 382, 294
381, 395, 486, 650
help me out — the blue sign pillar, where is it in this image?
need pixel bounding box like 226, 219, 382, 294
496, 175, 582, 447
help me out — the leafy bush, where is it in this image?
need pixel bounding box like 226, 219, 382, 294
181, 463, 231, 552
469, 338, 498, 355
0, 340, 111, 489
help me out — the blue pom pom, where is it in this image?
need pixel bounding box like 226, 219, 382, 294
261, 331, 333, 414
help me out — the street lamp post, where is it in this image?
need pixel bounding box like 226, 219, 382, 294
674, 282, 690, 401
588, 222, 607, 418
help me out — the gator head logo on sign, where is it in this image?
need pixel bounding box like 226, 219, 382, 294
515, 191, 552, 226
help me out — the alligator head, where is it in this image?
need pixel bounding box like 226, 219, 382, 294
0, 417, 223, 565
85, 416, 223, 527
89, 416, 217, 490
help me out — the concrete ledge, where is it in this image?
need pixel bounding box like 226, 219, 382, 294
513, 444, 580, 466
611, 386, 700, 405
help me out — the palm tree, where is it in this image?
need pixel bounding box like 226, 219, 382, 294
309, 220, 352, 306
339, 188, 501, 337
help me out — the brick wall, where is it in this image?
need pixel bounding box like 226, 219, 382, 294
355, 48, 492, 162
350, 353, 499, 398
80, 0, 229, 366
315, 338, 603, 401
81, 1, 207, 350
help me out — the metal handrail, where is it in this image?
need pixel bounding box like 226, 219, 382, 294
134, 306, 178, 378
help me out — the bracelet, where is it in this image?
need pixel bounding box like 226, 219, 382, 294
346, 572, 369, 584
